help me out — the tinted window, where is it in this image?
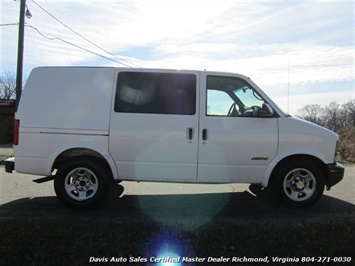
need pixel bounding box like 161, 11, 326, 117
115, 72, 196, 115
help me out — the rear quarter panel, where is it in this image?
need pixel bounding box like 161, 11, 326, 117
17, 67, 115, 130
15, 67, 115, 176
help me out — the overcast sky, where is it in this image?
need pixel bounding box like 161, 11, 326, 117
1, 0, 354, 115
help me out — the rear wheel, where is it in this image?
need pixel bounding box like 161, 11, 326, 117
54, 157, 111, 210
272, 159, 325, 208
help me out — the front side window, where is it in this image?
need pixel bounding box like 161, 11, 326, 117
115, 72, 196, 115
207, 90, 234, 116
207, 75, 268, 117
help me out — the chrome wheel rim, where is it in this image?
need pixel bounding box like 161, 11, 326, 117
64, 167, 98, 201
283, 168, 316, 202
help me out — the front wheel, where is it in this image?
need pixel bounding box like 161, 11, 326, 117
54, 157, 111, 210
272, 159, 325, 208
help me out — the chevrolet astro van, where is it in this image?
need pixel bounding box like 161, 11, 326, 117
5, 67, 344, 209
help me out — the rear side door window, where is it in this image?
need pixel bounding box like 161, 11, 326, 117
115, 72, 196, 115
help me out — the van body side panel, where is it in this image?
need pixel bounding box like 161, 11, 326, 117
15, 132, 110, 175
110, 114, 199, 181
197, 117, 278, 183
17, 67, 115, 130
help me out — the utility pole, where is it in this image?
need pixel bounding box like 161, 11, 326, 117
15, 0, 26, 111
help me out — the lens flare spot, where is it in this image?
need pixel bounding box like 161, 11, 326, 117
146, 230, 194, 266
156, 250, 181, 266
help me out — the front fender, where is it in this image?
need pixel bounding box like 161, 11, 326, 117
261, 147, 328, 187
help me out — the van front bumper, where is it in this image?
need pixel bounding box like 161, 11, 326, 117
326, 162, 345, 189
4, 157, 15, 173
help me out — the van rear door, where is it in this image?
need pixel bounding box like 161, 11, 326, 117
109, 70, 199, 181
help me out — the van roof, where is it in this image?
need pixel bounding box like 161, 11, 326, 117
34, 66, 251, 80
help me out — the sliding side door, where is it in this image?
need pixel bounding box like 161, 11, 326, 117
109, 70, 199, 181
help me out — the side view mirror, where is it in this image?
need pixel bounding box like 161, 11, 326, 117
261, 103, 274, 117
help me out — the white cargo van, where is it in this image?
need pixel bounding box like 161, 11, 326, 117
5, 67, 344, 209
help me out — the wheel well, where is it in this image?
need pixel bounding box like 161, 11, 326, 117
53, 148, 113, 180
269, 154, 328, 186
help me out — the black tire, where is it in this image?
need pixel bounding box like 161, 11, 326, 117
54, 156, 111, 210
271, 159, 325, 208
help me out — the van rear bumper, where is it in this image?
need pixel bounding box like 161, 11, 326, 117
326, 162, 344, 189
4, 157, 15, 173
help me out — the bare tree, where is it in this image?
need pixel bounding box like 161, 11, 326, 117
325, 101, 342, 131
0, 72, 16, 99
342, 99, 355, 127
298, 100, 355, 163
297, 104, 325, 126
